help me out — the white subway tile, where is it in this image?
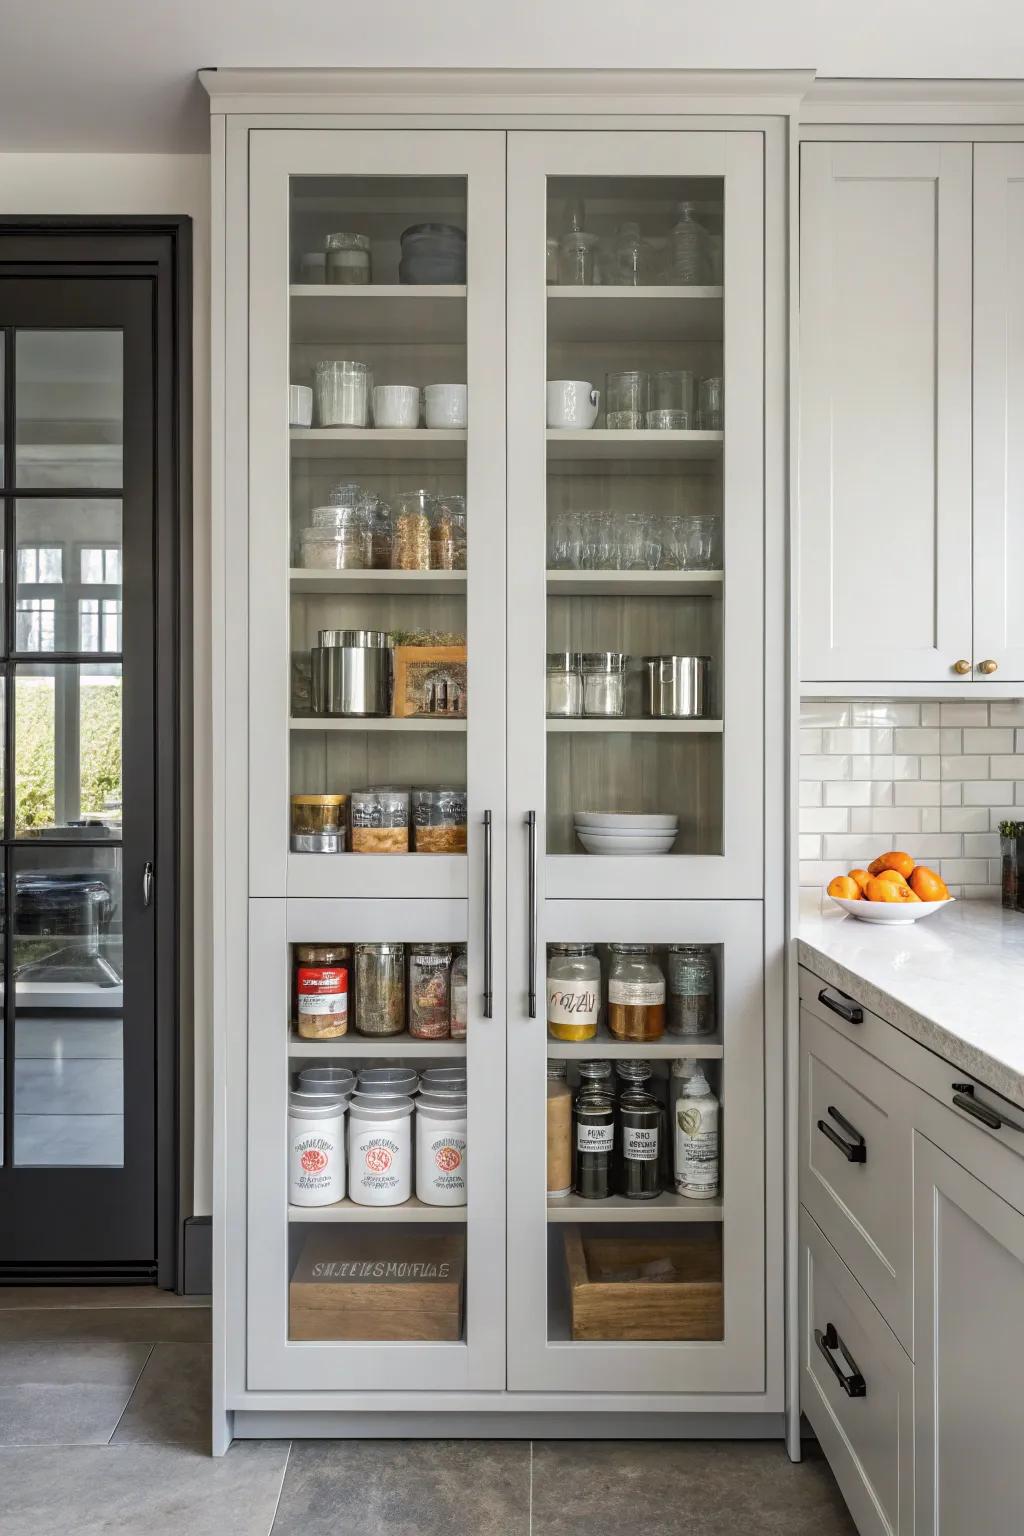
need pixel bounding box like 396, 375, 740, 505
870, 808, 921, 834
823, 834, 890, 860
823, 728, 893, 754
851, 755, 895, 780
1016, 782, 1024, 804
941, 807, 990, 833
964, 832, 1001, 858
800, 701, 851, 728
849, 808, 874, 833
894, 755, 922, 780
939, 858, 990, 884
799, 834, 822, 859
823, 782, 872, 807
895, 782, 941, 806
943, 885, 965, 899
940, 702, 989, 725
801, 808, 849, 834
941, 755, 990, 780
799, 729, 823, 753
799, 782, 823, 807
921, 808, 942, 833
988, 808, 1017, 831
893, 727, 940, 753
989, 756, 1024, 780
939, 728, 962, 754
913, 834, 965, 858
991, 701, 1024, 726
964, 782, 1009, 805
1017, 728, 1024, 752
940, 782, 962, 806
800, 754, 851, 782
989, 859, 1005, 886
920, 703, 941, 727
919, 755, 941, 781
964, 884, 999, 899
963, 727, 1015, 754
799, 861, 838, 887
851, 702, 920, 727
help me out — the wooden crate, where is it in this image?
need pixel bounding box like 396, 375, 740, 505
290, 1228, 465, 1342
392, 644, 467, 718
564, 1227, 723, 1342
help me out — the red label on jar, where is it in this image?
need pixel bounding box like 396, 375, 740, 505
298, 966, 347, 996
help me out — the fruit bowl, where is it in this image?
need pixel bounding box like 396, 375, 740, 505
829, 895, 956, 925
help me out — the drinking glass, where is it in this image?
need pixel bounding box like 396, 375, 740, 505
548, 509, 580, 570
657, 514, 684, 570
698, 376, 724, 430
605, 371, 648, 431
591, 510, 618, 570
680, 513, 718, 570
614, 512, 646, 571
649, 369, 696, 426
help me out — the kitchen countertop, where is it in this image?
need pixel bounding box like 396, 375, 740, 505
798, 891, 1024, 1110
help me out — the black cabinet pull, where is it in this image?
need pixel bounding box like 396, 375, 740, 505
817, 986, 863, 1025
952, 1082, 1003, 1130
815, 1323, 867, 1398
817, 1105, 867, 1163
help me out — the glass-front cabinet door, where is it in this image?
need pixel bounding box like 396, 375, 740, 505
245, 130, 506, 1391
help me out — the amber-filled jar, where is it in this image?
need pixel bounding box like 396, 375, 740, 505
293, 943, 350, 1040
607, 944, 665, 1041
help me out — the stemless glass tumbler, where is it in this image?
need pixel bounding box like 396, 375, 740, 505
699, 376, 724, 430
648, 369, 696, 430
606, 371, 649, 431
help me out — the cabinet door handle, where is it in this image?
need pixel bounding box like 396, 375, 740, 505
815, 1323, 867, 1398
482, 810, 493, 1019
952, 658, 972, 675
952, 1082, 1003, 1130
526, 810, 537, 1018
817, 986, 863, 1025
978, 659, 999, 675
817, 1105, 867, 1162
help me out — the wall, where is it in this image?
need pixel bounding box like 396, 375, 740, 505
0, 153, 212, 1216
799, 699, 1024, 897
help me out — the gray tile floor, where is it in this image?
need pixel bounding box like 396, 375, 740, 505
0, 1290, 858, 1536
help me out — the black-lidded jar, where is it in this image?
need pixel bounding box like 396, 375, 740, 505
573, 1064, 614, 1200
617, 1087, 662, 1200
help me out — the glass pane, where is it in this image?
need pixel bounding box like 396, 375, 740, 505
1, 337, 5, 486
14, 662, 122, 836
12, 845, 123, 1167
16, 499, 122, 654
16, 330, 123, 489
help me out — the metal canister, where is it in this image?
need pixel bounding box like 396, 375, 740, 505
641, 655, 711, 719
311, 629, 392, 717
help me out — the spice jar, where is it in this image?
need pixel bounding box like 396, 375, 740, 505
347, 1094, 413, 1206
416, 1091, 468, 1206
430, 494, 467, 571
293, 943, 350, 1039
408, 943, 452, 1040
607, 944, 665, 1041
325, 231, 371, 285
546, 1062, 572, 1199
290, 794, 347, 854
581, 652, 625, 718
546, 943, 600, 1042
667, 944, 716, 1037
312, 359, 372, 427
546, 652, 583, 719
573, 1068, 615, 1200
449, 946, 468, 1039
411, 788, 467, 853
289, 1092, 347, 1207
391, 489, 433, 570
350, 789, 409, 853
354, 942, 406, 1036
616, 1065, 662, 1202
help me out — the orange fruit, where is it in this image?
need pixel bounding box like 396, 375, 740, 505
868, 851, 916, 879
865, 876, 921, 903
848, 868, 872, 895
827, 875, 861, 900
909, 866, 950, 903
874, 869, 909, 887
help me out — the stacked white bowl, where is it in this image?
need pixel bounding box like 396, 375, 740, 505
574, 811, 678, 855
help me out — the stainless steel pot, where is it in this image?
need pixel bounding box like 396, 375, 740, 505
311, 629, 392, 717
641, 655, 711, 719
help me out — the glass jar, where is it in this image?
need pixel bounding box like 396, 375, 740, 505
312, 359, 372, 427
607, 944, 666, 1041
300, 507, 371, 570
671, 201, 708, 284
293, 943, 351, 1040
679, 513, 718, 571
546, 235, 560, 285
367, 496, 392, 568
667, 944, 716, 1037
648, 369, 696, 428
546, 652, 583, 719
408, 943, 452, 1040
325, 232, 371, 285
573, 1081, 614, 1200
558, 231, 598, 286
547, 1062, 572, 1198
698, 376, 724, 431
411, 787, 467, 853
353, 942, 406, 1036
546, 943, 601, 1042
391, 488, 433, 570
450, 946, 468, 1039
349, 788, 409, 853
617, 1087, 662, 1200
430, 494, 467, 571
582, 652, 625, 718
290, 793, 347, 854
605, 370, 649, 431
613, 222, 653, 287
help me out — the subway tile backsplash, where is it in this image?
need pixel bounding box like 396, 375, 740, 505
799, 699, 1024, 897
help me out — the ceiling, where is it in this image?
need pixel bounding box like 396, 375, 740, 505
0, 0, 1022, 153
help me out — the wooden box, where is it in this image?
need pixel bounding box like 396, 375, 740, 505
563, 1227, 723, 1342
392, 645, 467, 718
290, 1228, 465, 1342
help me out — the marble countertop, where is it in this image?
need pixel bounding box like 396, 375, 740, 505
798, 891, 1024, 1109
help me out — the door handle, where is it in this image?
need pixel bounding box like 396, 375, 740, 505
142, 861, 154, 909
815, 1323, 866, 1398
952, 1082, 1003, 1130
817, 986, 863, 1025
817, 1105, 867, 1162
526, 810, 537, 1018
482, 810, 493, 1019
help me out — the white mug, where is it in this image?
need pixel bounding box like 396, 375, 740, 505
289, 385, 313, 428
547, 379, 600, 430
424, 383, 468, 430
373, 384, 421, 429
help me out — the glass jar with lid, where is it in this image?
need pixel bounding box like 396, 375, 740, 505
350, 788, 409, 853
312, 359, 372, 427
449, 946, 468, 1040
354, 942, 406, 1036
411, 788, 467, 853
430, 494, 467, 571
558, 231, 598, 286
293, 943, 351, 1040
300, 506, 371, 570
325, 231, 371, 285
573, 1067, 614, 1199
667, 944, 716, 1037
546, 652, 583, 719
366, 495, 392, 569
607, 944, 666, 1041
582, 652, 626, 718
391, 488, 433, 570
546, 943, 601, 1042
408, 943, 453, 1040
290, 793, 347, 854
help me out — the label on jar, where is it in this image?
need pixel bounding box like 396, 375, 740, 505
671, 970, 712, 998
289, 1121, 344, 1205
675, 1101, 719, 1195
419, 1131, 467, 1204
546, 978, 600, 1027
623, 1125, 659, 1162
297, 965, 347, 1019
609, 978, 665, 1007
576, 1120, 614, 1153
350, 1128, 409, 1204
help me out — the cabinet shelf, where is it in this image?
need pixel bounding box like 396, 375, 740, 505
291, 428, 467, 460
547, 569, 722, 597
547, 285, 723, 343
546, 717, 723, 734
547, 1191, 723, 1223
289, 1197, 467, 1224
288, 1033, 467, 1059
290, 568, 467, 597
290, 283, 466, 345
287, 852, 467, 900
547, 1027, 723, 1061
546, 430, 723, 462
290, 716, 466, 733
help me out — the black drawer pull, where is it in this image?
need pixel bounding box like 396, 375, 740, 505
817, 1105, 867, 1163
815, 1323, 867, 1398
952, 1082, 1003, 1130
818, 986, 863, 1025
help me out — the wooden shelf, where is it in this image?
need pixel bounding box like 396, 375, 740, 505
289, 1196, 467, 1224
547, 1191, 723, 1223
547, 285, 722, 343
547, 429, 723, 462
290, 284, 466, 345
547, 569, 722, 597
546, 718, 723, 734
547, 1026, 722, 1061
288, 1033, 466, 1059
290, 568, 467, 597
290, 716, 466, 733
291, 428, 467, 460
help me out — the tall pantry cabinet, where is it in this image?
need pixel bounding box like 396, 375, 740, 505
205, 75, 784, 1448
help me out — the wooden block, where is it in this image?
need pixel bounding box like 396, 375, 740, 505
564, 1227, 723, 1341
290, 1227, 465, 1342
392, 645, 467, 718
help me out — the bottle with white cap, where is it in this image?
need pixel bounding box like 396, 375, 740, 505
673, 1065, 719, 1199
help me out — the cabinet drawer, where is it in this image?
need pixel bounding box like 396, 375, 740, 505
801, 1209, 914, 1536
800, 1004, 914, 1351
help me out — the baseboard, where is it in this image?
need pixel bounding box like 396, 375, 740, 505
182, 1215, 212, 1295
232, 1410, 788, 1441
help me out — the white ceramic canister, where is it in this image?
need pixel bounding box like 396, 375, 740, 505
347, 1093, 414, 1206
288, 1091, 347, 1207
373, 384, 421, 429
416, 1091, 468, 1206
423, 383, 468, 429
289, 384, 313, 428
546, 380, 600, 430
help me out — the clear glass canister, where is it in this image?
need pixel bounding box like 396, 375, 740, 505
547, 1061, 572, 1198
607, 944, 666, 1042
354, 942, 406, 1036
558, 231, 597, 286
546, 943, 601, 1042
366, 496, 392, 568
606, 370, 649, 430
667, 944, 716, 1037
350, 788, 409, 853
312, 359, 372, 427
698, 376, 724, 431
408, 943, 453, 1040
411, 788, 467, 853
300, 507, 371, 570
649, 369, 696, 426
290, 793, 347, 854
546, 652, 583, 718
430, 494, 467, 571
325, 231, 371, 285
449, 946, 468, 1039
293, 943, 351, 1040
391, 489, 433, 570
581, 652, 625, 718
671, 200, 708, 284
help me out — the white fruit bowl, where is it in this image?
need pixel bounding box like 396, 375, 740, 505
829, 895, 956, 924
577, 830, 678, 855
574, 811, 678, 831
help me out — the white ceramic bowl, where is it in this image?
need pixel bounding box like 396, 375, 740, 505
829, 895, 956, 924
573, 811, 678, 830
577, 831, 677, 855
574, 823, 675, 840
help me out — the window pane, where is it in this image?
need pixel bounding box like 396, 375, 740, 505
14, 662, 122, 835
16, 500, 122, 653
15, 330, 123, 489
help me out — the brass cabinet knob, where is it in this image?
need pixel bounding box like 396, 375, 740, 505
979, 659, 999, 675
952, 659, 971, 675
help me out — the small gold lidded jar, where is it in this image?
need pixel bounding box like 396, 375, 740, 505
290, 794, 347, 854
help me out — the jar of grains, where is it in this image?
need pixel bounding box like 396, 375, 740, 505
354, 943, 406, 1036
411, 788, 467, 852
325, 231, 371, 285
349, 788, 409, 853
449, 946, 468, 1039
293, 943, 350, 1039
408, 943, 453, 1039
667, 944, 716, 1037
430, 495, 467, 570
391, 489, 433, 570
546, 1062, 572, 1198
367, 497, 392, 568
607, 943, 666, 1041
546, 943, 601, 1042
581, 652, 626, 717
